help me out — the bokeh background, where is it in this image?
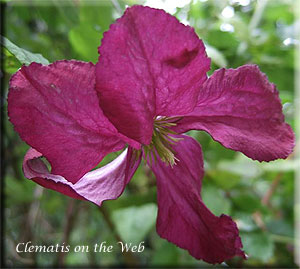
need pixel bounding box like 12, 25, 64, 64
2, 0, 299, 267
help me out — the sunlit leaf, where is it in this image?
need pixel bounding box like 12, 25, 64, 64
217, 154, 262, 178
205, 44, 227, 67
68, 4, 113, 62
1, 36, 49, 65
234, 212, 257, 232
3, 48, 21, 74
260, 158, 299, 172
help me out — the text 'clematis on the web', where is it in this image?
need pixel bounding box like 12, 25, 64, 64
8, 5, 294, 264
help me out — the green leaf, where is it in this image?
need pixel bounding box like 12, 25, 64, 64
241, 231, 274, 262
266, 219, 294, 238
201, 185, 231, 215
260, 65, 294, 92
265, 3, 294, 24
111, 203, 157, 245
207, 169, 241, 190
217, 154, 262, 178
68, 4, 113, 62
79, 4, 113, 26
1, 36, 49, 65
233, 212, 257, 232
3, 48, 21, 74
206, 29, 239, 50
231, 192, 263, 213
205, 44, 227, 68
151, 240, 179, 266
69, 24, 102, 62
65, 251, 89, 266
5, 175, 35, 204
105, 186, 157, 211
260, 158, 299, 172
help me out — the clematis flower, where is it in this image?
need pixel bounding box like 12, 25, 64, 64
8, 5, 294, 264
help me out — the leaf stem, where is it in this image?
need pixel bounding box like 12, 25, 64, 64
262, 172, 283, 207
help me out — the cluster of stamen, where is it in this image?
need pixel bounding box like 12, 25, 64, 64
143, 116, 182, 166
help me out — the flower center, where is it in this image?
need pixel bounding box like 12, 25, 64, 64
143, 116, 182, 166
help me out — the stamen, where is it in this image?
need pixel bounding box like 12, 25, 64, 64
143, 116, 183, 167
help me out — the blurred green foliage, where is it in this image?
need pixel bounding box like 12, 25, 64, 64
2, 0, 297, 267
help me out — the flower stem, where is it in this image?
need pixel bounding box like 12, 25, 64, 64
57, 199, 79, 266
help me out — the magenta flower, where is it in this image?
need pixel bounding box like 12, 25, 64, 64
8, 6, 294, 264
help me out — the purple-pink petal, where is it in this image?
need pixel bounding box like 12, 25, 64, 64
8, 60, 125, 183
149, 135, 245, 263
23, 147, 141, 206
96, 5, 210, 145
173, 65, 295, 161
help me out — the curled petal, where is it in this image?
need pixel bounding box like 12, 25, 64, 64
174, 65, 295, 161
96, 5, 210, 145
23, 147, 141, 206
8, 60, 125, 183
149, 135, 245, 263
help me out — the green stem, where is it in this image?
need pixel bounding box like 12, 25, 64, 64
248, 0, 268, 34
270, 234, 295, 245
